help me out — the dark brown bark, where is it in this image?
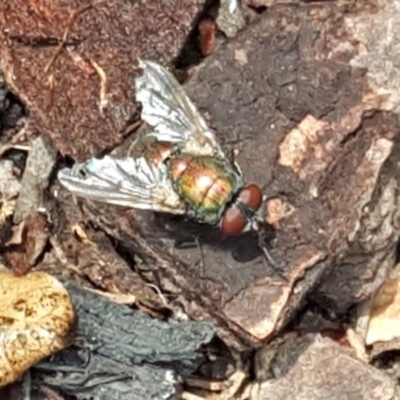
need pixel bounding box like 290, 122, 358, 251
44, 3, 400, 350
0, 0, 205, 160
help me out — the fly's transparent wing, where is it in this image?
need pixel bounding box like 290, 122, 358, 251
135, 59, 227, 159
225, 0, 240, 13
57, 156, 185, 214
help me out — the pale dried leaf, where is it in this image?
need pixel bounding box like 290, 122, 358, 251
366, 278, 400, 345
71, 224, 95, 245
0, 271, 75, 387
5, 219, 25, 246
0, 160, 20, 201
0, 199, 16, 225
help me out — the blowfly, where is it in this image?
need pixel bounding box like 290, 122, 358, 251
58, 60, 273, 262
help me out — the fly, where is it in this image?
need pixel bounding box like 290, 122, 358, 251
58, 59, 274, 265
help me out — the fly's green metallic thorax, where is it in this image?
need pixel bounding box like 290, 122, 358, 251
166, 154, 244, 225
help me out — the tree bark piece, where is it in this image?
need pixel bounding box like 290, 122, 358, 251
0, 0, 205, 160
53, 2, 400, 349
183, 3, 400, 342
252, 335, 399, 400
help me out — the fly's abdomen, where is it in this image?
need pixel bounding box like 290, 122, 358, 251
167, 155, 243, 225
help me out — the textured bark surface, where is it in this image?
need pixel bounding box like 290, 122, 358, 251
44, 2, 400, 350
0, 0, 204, 160
181, 2, 400, 344
253, 335, 399, 400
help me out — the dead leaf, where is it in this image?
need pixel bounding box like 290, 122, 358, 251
71, 224, 95, 246
6, 213, 49, 275
366, 278, 400, 345
0, 160, 21, 201
0, 271, 74, 387
0, 199, 16, 226
5, 219, 26, 246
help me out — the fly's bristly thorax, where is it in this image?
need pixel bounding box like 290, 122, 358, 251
167, 155, 243, 226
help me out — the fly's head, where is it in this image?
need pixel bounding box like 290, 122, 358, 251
220, 183, 264, 235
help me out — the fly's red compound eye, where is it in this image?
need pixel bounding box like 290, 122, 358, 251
237, 184, 263, 211
221, 184, 263, 235
220, 204, 247, 235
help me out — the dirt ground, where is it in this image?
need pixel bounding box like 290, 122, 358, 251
1, 0, 400, 399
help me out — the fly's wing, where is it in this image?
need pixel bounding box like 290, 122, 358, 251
225, 0, 240, 13
135, 59, 227, 159
57, 156, 186, 214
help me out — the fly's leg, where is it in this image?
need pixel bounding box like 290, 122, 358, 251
257, 231, 287, 281
174, 236, 206, 274
253, 216, 287, 281
127, 135, 142, 156
195, 236, 205, 275
257, 232, 277, 267
230, 148, 243, 176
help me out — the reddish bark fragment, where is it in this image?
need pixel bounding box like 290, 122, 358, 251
198, 18, 217, 56
88, 4, 400, 348
6, 213, 49, 276
0, 0, 204, 160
